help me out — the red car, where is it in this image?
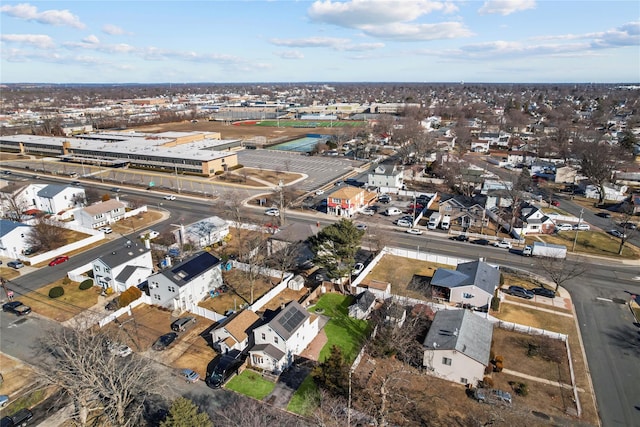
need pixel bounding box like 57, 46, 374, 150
551, 200, 560, 206
49, 255, 69, 266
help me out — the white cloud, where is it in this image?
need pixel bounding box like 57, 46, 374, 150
270, 37, 384, 51
0, 3, 85, 29
102, 24, 131, 36
478, 0, 536, 16
82, 35, 100, 44
360, 22, 472, 41
1, 33, 54, 49
274, 50, 305, 59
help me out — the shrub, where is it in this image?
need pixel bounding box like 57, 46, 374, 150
484, 365, 493, 375
515, 382, 528, 396
494, 361, 503, 372
62, 277, 71, 286
79, 279, 94, 290
49, 286, 65, 299
491, 296, 500, 312
118, 286, 143, 307
214, 170, 224, 176
495, 355, 504, 364
482, 376, 494, 388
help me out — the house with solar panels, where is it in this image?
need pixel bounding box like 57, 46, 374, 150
147, 251, 223, 311
248, 301, 319, 373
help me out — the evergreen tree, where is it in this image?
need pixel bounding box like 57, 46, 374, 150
311, 345, 350, 397
160, 397, 213, 427
309, 219, 363, 281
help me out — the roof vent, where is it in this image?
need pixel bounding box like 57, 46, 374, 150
112, 251, 116, 255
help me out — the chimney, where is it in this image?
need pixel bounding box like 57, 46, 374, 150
144, 238, 150, 250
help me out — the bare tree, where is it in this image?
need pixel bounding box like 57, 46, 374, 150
37, 325, 166, 427
534, 256, 590, 293
211, 394, 304, 427
1, 190, 28, 220
24, 216, 67, 251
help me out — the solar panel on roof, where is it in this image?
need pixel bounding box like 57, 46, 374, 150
277, 307, 306, 333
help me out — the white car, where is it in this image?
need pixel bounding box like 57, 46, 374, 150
493, 241, 512, 249
396, 219, 412, 227
163, 195, 176, 201
573, 223, 590, 231
608, 229, 626, 238
140, 230, 160, 240
265, 208, 279, 216
315, 189, 325, 195
555, 223, 573, 231
406, 228, 423, 235
355, 223, 367, 231
352, 263, 365, 276
99, 226, 113, 234
360, 208, 375, 216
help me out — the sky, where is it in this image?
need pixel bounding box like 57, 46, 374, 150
1, 0, 639, 84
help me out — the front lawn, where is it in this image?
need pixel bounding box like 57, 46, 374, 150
286, 375, 317, 415
310, 293, 370, 362
225, 370, 275, 400
21, 279, 100, 322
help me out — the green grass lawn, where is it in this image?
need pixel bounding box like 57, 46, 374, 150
310, 293, 370, 362
527, 231, 639, 259
225, 370, 275, 400
286, 375, 318, 415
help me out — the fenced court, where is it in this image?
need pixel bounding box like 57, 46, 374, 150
254, 120, 365, 128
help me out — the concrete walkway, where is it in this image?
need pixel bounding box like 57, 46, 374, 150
501, 298, 575, 318
502, 368, 585, 393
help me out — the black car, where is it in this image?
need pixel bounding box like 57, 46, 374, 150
596, 211, 612, 218
531, 287, 556, 298
152, 332, 178, 351
620, 222, 637, 230
471, 238, 490, 246
450, 235, 469, 242
1, 408, 33, 427
206, 350, 244, 389
507, 286, 534, 299
2, 301, 32, 316
170, 317, 196, 332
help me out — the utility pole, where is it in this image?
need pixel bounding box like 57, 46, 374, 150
572, 208, 584, 252
278, 180, 285, 226
175, 164, 181, 194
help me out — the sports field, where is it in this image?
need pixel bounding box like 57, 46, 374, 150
255, 120, 365, 128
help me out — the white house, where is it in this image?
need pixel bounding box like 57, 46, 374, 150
0, 219, 32, 258
34, 184, 85, 214
148, 251, 223, 311
429, 260, 500, 309
176, 216, 229, 249
581, 183, 628, 202
367, 165, 404, 192
249, 301, 319, 373
515, 205, 556, 235
423, 310, 493, 386
75, 199, 126, 229
210, 309, 260, 353
92, 243, 153, 292
348, 290, 377, 320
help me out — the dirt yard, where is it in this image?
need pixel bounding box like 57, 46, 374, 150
198, 269, 280, 315
20, 279, 101, 322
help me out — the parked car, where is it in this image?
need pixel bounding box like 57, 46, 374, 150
555, 223, 573, 231
7, 260, 24, 269
573, 223, 590, 231
206, 350, 244, 389
0, 395, 8, 408
152, 333, 178, 351
163, 195, 176, 200
140, 230, 160, 240
71, 180, 81, 186
450, 234, 469, 242
396, 219, 412, 227
315, 189, 325, 195
608, 229, 627, 238
355, 223, 368, 231
471, 238, 490, 246
620, 222, 637, 230
2, 408, 33, 427
532, 287, 556, 298
507, 286, 534, 299
596, 211, 612, 218
108, 342, 133, 357
99, 226, 113, 234
2, 301, 31, 316
406, 228, 423, 235
264, 208, 279, 216
105, 298, 120, 311
181, 368, 200, 383
352, 263, 365, 276
474, 388, 512, 405
550, 200, 560, 206
22, 247, 38, 255
49, 255, 69, 266
493, 241, 512, 249
360, 208, 375, 216
170, 316, 197, 333
378, 195, 391, 204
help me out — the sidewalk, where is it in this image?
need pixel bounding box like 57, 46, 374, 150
502, 368, 585, 393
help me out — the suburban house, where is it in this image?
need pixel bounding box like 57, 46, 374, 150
580, 183, 628, 202
148, 251, 223, 311
211, 309, 261, 354
422, 309, 494, 386
470, 140, 490, 153
248, 301, 319, 373
92, 243, 153, 292
266, 222, 321, 267
514, 205, 556, 235
438, 197, 489, 231
348, 290, 378, 320
353, 279, 392, 299
367, 165, 404, 192
175, 216, 229, 249
75, 199, 126, 229
34, 184, 85, 214
326, 186, 376, 218
429, 260, 500, 309
385, 301, 407, 327
0, 219, 32, 259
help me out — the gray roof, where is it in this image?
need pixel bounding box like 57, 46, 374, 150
268, 301, 310, 341
115, 265, 149, 282
160, 251, 221, 287
96, 243, 150, 268
353, 290, 377, 311
0, 219, 30, 237
423, 310, 493, 366
270, 223, 320, 243
36, 184, 69, 198
251, 343, 285, 361
431, 260, 499, 295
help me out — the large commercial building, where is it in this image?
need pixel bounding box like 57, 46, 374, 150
0, 131, 240, 177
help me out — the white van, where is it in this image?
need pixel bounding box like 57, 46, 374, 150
441, 214, 451, 230
385, 207, 403, 216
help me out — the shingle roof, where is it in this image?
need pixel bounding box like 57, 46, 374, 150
83, 199, 125, 216
251, 343, 285, 361
0, 219, 30, 237
95, 243, 150, 268
328, 186, 363, 200
353, 290, 377, 311
431, 260, 500, 295
115, 265, 151, 282
160, 251, 221, 287
268, 301, 310, 340
219, 309, 260, 343
36, 184, 68, 198
423, 310, 493, 366
270, 223, 320, 243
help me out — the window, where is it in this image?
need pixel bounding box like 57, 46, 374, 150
154, 294, 161, 301
168, 286, 176, 293
274, 336, 279, 344
261, 333, 265, 340
463, 293, 475, 299
442, 357, 452, 366
460, 377, 468, 384
253, 355, 263, 365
